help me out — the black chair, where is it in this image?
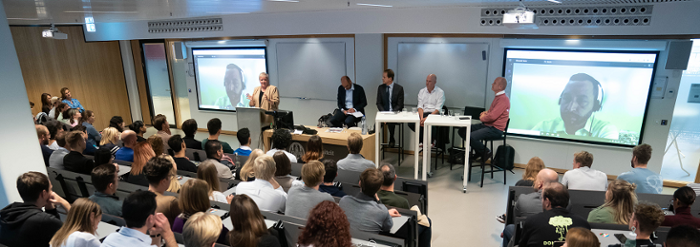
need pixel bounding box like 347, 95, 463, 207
381, 123, 405, 166
474, 118, 511, 187
429, 105, 450, 171
448, 106, 485, 170
101, 213, 126, 227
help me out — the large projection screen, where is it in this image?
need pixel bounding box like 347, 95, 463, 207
503, 49, 659, 147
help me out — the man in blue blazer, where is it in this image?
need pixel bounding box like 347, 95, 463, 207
330, 76, 368, 127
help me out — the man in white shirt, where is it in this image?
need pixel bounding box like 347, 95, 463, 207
265, 128, 298, 163
561, 151, 608, 191
101, 191, 177, 247
236, 155, 288, 213
409, 74, 445, 147
48, 132, 69, 169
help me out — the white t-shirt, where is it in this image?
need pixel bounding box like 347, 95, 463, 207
561, 166, 608, 191
236, 179, 288, 213
266, 149, 297, 163
53, 231, 101, 247
210, 191, 228, 203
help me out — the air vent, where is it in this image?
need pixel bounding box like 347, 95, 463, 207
148, 18, 223, 33
480, 4, 652, 27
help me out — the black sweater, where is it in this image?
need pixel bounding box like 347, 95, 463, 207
63, 151, 96, 174
519, 207, 590, 247
0, 202, 63, 247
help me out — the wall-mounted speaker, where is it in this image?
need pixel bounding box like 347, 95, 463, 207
666, 40, 693, 70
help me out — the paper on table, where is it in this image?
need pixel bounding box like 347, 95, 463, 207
390, 215, 410, 234
293, 129, 303, 135
350, 111, 364, 118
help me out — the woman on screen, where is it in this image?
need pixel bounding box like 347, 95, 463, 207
247, 72, 279, 125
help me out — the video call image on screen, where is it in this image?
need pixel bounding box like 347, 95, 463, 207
503, 49, 658, 146
193, 48, 267, 111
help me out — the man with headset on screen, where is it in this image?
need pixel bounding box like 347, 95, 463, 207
214, 63, 249, 110
532, 73, 619, 139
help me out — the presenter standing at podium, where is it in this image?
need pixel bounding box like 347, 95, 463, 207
247, 72, 280, 125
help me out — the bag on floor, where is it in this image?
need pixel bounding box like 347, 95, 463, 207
494, 144, 515, 171
448, 148, 465, 165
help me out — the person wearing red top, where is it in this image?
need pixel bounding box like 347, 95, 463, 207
662, 186, 700, 228
459, 77, 510, 161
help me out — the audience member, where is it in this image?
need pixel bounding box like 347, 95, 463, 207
63, 130, 96, 174
128, 120, 147, 142
144, 157, 182, 226
41, 93, 52, 114
37, 124, 54, 166
46, 120, 66, 150
168, 134, 197, 173
297, 201, 352, 247
72, 125, 98, 155
228, 194, 282, 247
664, 225, 700, 247
182, 212, 224, 247
561, 151, 608, 191
172, 179, 229, 244
237, 149, 264, 181
197, 161, 230, 203
148, 134, 165, 156
627, 202, 665, 246
160, 154, 182, 194
337, 132, 374, 172
286, 161, 334, 218
518, 182, 590, 247
108, 116, 125, 133
301, 135, 324, 163
48, 96, 60, 119
266, 128, 297, 163
93, 147, 114, 166
237, 155, 287, 213
49, 131, 69, 169
89, 164, 122, 216
126, 141, 156, 186
0, 172, 70, 247
60, 87, 85, 112
662, 186, 700, 228
516, 157, 545, 187
152, 114, 172, 148
588, 179, 637, 224
64, 108, 82, 128
99, 127, 121, 154
202, 118, 234, 153
562, 227, 600, 247
115, 130, 137, 162
319, 159, 346, 197
339, 168, 401, 233
618, 143, 662, 194
203, 139, 235, 179
100, 191, 177, 247
181, 119, 202, 150
80, 110, 101, 144
273, 151, 295, 192
49, 198, 102, 247
54, 103, 70, 121
235, 127, 253, 156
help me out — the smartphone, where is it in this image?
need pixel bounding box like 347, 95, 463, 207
614, 233, 628, 243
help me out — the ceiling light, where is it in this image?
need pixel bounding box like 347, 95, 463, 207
64, 10, 138, 13
268, 0, 299, 2
6, 17, 42, 20
547, 0, 562, 3
356, 3, 393, 7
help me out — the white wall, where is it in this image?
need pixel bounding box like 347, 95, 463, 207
0, 0, 50, 206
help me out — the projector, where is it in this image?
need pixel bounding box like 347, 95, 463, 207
503, 7, 538, 29
42, 28, 68, 39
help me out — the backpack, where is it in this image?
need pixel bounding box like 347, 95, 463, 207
494, 144, 515, 171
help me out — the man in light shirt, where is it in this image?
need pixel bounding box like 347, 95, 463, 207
409, 74, 445, 147
236, 155, 288, 213
561, 151, 608, 191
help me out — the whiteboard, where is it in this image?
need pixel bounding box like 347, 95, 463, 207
393, 41, 490, 108
275, 41, 349, 101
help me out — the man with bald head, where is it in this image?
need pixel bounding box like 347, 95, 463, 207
502, 168, 559, 247
330, 76, 368, 127
409, 74, 445, 148
459, 77, 510, 162
115, 130, 137, 162
36, 125, 53, 166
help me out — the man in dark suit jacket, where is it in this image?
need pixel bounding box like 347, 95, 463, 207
330, 76, 368, 127
376, 69, 404, 145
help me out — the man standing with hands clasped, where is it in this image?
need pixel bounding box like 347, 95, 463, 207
459, 77, 510, 162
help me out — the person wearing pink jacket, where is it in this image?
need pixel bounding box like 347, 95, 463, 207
459, 77, 511, 161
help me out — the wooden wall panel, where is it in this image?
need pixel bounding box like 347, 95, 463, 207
11, 26, 132, 130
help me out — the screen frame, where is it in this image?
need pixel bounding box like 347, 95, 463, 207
192, 46, 269, 113
501, 48, 660, 148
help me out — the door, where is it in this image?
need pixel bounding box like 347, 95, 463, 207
141, 41, 176, 126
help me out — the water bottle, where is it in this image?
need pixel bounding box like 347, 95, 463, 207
361, 116, 367, 135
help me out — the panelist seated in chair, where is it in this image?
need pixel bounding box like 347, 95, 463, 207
330, 76, 367, 128
408, 74, 445, 148
458, 77, 510, 162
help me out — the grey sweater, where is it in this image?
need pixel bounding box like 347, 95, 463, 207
337, 154, 375, 173
285, 186, 334, 219
339, 192, 393, 233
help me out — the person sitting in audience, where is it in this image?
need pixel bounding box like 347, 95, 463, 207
204, 139, 235, 179
273, 151, 295, 192
337, 132, 374, 172
49, 198, 102, 247
197, 161, 232, 203
108, 116, 125, 133
80, 110, 101, 144
0, 172, 71, 247
202, 118, 234, 153
588, 179, 637, 225
562, 227, 600, 247
99, 127, 121, 154
228, 194, 282, 247
160, 154, 182, 194
301, 135, 324, 163
168, 134, 197, 173
54, 103, 70, 122
89, 164, 122, 216
93, 147, 115, 166
72, 125, 97, 155
40, 93, 52, 114
266, 128, 297, 163
662, 186, 700, 228
148, 134, 165, 156
516, 157, 545, 187
63, 108, 82, 128
237, 149, 264, 181
49, 131, 69, 169
152, 114, 172, 149
339, 168, 401, 233
618, 143, 662, 194
518, 182, 590, 247
297, 201, 352, 247
128, 120, 147, 142
235, 127, 252, 156
63, 130, 96, 174
37, 124, 54, 166
319, 159, 346, 197
286, 161, 334, 218
183, 212, 224, 247
115, 130, 137, 162
181, 119, 202, 150
627, 202, 665, 246
126, 141, 156, 186
172, 179, 229, 244
100, 191, 177, 247
48, 96, 60, 118
237, 155, 287, 213
664, 225, 700, 247
60, 87, 84, 112
46, 120, 66, 150
144, 157, 182, 226
561, 151, 608, 191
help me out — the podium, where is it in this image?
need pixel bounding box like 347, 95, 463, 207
236, 107, 267, 149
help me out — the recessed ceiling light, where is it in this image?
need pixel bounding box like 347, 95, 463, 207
356, 3, 393, 7
547, 0, 562, 3
268, 0, 299, 2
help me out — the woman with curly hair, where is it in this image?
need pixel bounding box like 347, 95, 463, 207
301, 135, 324, 163
298, 201, 352, 247
265, 128, 297, 163
516, 157, 545, 187
628, 202, 665, 246
148, 134, 165, 156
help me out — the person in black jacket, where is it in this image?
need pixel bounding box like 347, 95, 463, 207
168, 134, 198, 173
330, 76, 368, 128
36, 124, 53, 166
376, 69, 404, 146
63, 130, 96, 174
0, 172, 71, 247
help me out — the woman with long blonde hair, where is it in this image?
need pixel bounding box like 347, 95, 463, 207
99, 127, 121, 153
516, 157, 545, 187
49, 198, 102, 247
587, 179, 637, 224
173, 179, 230, 244
198, 160, 228, 203
237, 149, 265, 181
159, 154, 181, 193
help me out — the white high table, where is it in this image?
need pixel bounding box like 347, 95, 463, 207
422, 114, 473, 192
374, 111, 421, 179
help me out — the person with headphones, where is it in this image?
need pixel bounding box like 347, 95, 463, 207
214, 63, 249, 110
532, 73, 619, 139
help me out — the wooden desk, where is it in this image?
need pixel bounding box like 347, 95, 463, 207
262, 126, 375, 162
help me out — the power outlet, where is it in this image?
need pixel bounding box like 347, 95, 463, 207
661, 120, 668, 125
